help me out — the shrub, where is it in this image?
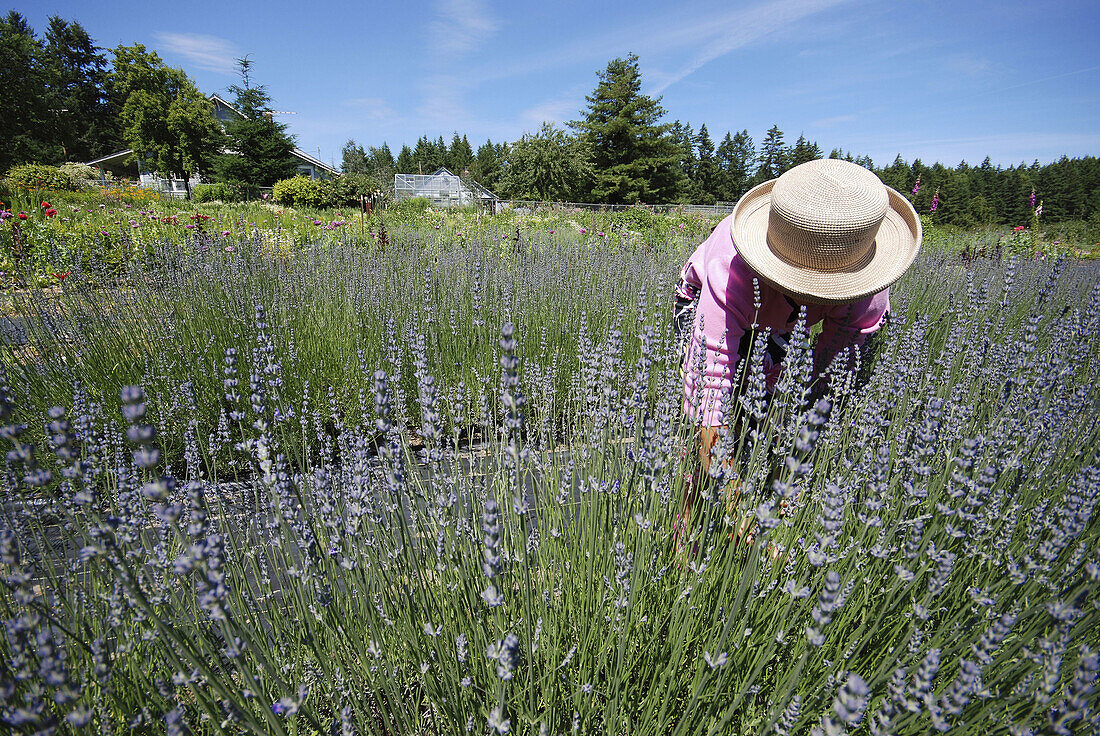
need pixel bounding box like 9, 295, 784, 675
272, 175, 325, 208
192, 182, 251, 203
6, 163, 71, 190
318, 173, 387, 208
612, 204, 658, 233
58, 161, 97, 189
384, 196, 432, 218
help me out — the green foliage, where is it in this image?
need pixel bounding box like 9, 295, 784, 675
112, 44, 224, 192
192, 181, 249, 203
317, 172, 386, 208
0, 12, 60, 170
611, 204, 658, 233
272, 175, 325, 207
384, 196, 432, 218
498, 122, 593, 201
755, 125, 789, 183
6, 163, 74, 190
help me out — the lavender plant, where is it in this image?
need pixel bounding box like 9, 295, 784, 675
0, 229, 1097, 734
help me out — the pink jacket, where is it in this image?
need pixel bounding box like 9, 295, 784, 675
678, 214, 890, 426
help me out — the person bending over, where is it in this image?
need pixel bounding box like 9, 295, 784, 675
674, 158, 922, 544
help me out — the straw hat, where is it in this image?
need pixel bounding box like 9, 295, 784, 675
731, 158, 921, 304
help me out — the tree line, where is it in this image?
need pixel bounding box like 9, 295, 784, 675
345, 54, 1099, 228
4, 13, 1098, 229
1, 11, 298, 194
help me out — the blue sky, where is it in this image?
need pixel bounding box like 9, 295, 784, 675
15, 0, 1100, 171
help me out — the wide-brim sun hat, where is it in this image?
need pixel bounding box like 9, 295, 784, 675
731, 158, 922, 304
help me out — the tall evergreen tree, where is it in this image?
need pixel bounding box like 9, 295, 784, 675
0, 12, 55, 170
789, 133, 822, 168
447, 133, 474, 173
693, 124, 719, 204
716, 129, 754, 202
755, 124, 788, 183
341, 139, 369, 175
472, 139, 504, 190
669, 120, 698, 202
395, 144, 415, 174
412, 136, 435, 173
43, 16, 120, 162
368, 143, 395, 175
214, 57, 297, 186
570, 53, 684, 204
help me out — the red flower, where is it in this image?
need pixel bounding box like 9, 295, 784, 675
45, 208, 57, 218
1013, 225, 1026, 232
41, 201, 51, 208
52, 271, 71, 280
17, 212, 27, 220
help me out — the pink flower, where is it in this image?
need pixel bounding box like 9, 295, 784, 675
911, 177, 920, 195
221, 230, 230, 237
224, 245, 235, 252
579, 227, 587, 234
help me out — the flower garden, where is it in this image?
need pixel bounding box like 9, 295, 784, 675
0, 182, 1098, 734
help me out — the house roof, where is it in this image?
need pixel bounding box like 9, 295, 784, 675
291, 148, 339, 176
86, 149, 135, 167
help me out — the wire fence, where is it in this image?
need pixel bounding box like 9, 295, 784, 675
492, 199, 738, 217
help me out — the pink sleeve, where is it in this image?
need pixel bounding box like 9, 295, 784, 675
814, 289, 891, 377
676, 239, 709, 300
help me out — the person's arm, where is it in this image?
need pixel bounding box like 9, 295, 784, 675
813, 290, 891, 383
673, 240, 707, 346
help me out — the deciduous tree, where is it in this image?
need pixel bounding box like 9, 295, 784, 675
498, 122, 592, 201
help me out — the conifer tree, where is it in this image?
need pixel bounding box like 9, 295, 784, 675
214, 56, 297, 186
755, 124, 788, 183
693, 124, 719, 204
571, 53, 683, 204
716, 129, 755, 202
395, 144, 415, 174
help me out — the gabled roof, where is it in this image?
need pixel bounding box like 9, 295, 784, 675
86, 149, 135, 167
292, 148, 339, 176
209, 93, 246, 119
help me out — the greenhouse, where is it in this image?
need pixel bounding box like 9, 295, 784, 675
393, 166, 497, 207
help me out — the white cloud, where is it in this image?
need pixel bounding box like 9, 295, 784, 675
428, 0, 500, 55
416, 0, 500, 132
519, 93, 584, 130
343, 97, 398, 121
154, 32, 238, 75
650, 0, 858, 93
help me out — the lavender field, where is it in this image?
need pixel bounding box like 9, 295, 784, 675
1, 228, 1098, 734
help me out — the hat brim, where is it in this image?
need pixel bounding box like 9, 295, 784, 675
730, 179, 922, 305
